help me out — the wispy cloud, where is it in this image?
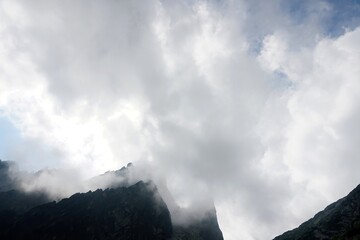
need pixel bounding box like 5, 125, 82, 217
1, 1, 360, 239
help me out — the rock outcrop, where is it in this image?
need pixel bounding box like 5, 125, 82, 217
0, 161, 223, 240
0, 181, 172, 240
274, 184, 360, 240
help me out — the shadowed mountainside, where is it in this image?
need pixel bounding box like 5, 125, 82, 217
0, 181, 172, 240
274, 184, 360, 240
0, 160, 223, 240
0, 160, 18, 192
172, 210, 224, 240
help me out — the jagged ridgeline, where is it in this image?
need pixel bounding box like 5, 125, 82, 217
0, 160, 223, 240
274, 184, 360, 240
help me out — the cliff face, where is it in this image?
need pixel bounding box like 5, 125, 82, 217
0, 161, 17, 192
172, 211, 224, 240
0, 161, 223, 240
274, 184, 360, 240
0, 181, 172, 240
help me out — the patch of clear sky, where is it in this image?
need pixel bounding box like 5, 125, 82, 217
281, 0, 360, 37
0, 116, 21, 160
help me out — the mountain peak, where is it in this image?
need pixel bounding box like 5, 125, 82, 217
0, 163, 224, 240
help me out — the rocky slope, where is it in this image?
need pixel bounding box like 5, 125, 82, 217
0, 160, 223, 240
274, 184, 360, 240
0, 181, 172, 240
0, 160, 18, 192
172, 211, 224, 240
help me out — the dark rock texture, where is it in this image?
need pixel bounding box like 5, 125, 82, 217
0, 189, 49, 213
172, 211, 224, 240
0, 161, 223, 240
0, 160, 17, 192
0, 181, 172, 240
274, 184, 360, 240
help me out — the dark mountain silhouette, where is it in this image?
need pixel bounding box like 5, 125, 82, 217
0, 189, 49, 213
0, 160, 18, 192
274, 184, 360, 240
0, 161, 223, 240
1, 181, 172, 240
172, 210, 224, 240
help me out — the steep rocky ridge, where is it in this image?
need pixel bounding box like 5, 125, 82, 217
172, 210, 224, 240
274, 184, 360, 240
0, 181, 172, 240
0, 160, 223, 240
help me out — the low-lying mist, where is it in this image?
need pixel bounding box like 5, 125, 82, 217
0, 159, 217, 226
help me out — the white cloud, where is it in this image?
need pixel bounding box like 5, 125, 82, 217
258, 27, 360, 237
1, 0, 360, 239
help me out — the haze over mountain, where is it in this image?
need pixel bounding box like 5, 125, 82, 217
0, 160, 223, 240
1, 0, 360, 239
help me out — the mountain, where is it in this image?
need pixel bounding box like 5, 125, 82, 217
0, 161, 223, 240
0, 160, 18, 192
0, 181, 172, 240
0, 189, 49, 213
274, 184, 360, 240
172, 210, 224, 240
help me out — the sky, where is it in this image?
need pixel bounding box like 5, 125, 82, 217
1, 0, 360, 239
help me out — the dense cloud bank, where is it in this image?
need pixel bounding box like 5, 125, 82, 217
1, 1, 360, 239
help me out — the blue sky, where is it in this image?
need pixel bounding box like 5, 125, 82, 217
325, 0, 360, 36
281, 0, 360, 36
0, 116, 62, 171
0, 116, 20, 160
